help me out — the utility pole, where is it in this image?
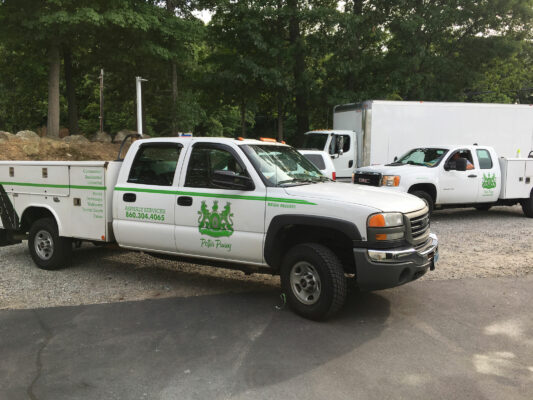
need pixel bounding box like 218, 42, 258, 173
99, 69, 104, 133
136, 76, 147, 137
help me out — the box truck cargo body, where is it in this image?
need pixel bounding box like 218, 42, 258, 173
328, 100, 533, 172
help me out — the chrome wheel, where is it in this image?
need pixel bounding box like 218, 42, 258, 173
35, 230, 54, 260
289, 261, 321, 305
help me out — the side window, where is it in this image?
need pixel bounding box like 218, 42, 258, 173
128, 145, 181, 186
476, 149, 493, 169
185, 146, 247, 188
446, 149, 474, 169
341, 135, 350, 152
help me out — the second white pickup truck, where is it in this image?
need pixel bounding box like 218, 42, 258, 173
353, 145, 533, 217
0, 137, 438, 319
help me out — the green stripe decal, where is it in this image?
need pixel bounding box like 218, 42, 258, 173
0, 182, 106, 190
114, 186, 316, 205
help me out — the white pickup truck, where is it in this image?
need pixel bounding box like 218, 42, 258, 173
353, 145, 533, 217
0, 137, 438, 319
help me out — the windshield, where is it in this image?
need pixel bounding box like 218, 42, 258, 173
243, 145, 328, 186
391, 148, 448, 167
301, 133, 328, 150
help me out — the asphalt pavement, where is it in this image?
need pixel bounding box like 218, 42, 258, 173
1, 275, 532, 400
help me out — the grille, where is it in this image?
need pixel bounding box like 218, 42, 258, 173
406, 208, 430, 246
353, 171, 381, 186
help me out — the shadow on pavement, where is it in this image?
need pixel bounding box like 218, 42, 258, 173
0, 289, 390, 400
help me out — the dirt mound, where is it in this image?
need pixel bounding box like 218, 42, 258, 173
0, 137, 131, 161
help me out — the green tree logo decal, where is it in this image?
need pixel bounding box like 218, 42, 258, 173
197, 200, 234, 237
482, 173, 497, 189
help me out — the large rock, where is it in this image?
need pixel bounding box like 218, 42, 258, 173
0, 131, 15, 141
22, 142, 40, 157
114, 129, 139, 143
92, 131, 112, 143
16, 130, 39, 140
63, 135, 90, 144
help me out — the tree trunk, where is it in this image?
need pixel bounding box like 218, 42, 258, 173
171, 62, 178, 134
47, 42, 61, 138
63, 48, 79, 135
287, 0, 309, 146
167, 0, 179, 135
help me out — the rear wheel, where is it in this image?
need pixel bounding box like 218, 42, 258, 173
28, 217, 72, 270
522, 191, 533, 218
410, 190, 434, 214
281, 243, 346, 320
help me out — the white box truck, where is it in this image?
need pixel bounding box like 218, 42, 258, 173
0, 137, 438, 320
301, 101, 533, 180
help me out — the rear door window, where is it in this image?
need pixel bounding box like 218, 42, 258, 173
476, 149, 493, 169
128, 144, 181, 186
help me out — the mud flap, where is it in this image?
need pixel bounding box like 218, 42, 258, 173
0, 184, 21, 246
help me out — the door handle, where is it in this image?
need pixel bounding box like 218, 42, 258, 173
177, 196, 193, 206
123, 193, 136, 202
348, 160, 354, 168
468, 174, 477, 178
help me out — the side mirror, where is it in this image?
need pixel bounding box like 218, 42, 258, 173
338, 149, 344, 156
455, 158, 467, 171
212, 170, 255, 191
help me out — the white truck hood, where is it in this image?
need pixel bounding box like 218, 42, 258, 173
357, 164, 429, 175
284, 182, 425, 213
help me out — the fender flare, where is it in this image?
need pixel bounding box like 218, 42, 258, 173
264, 214, 362, 268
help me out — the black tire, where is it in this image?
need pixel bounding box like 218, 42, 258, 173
410, 190, 434, 214
475, 204, 492, 211
522, 191, 533, 218
28, 217, 72, 270
280, 243, 347, 320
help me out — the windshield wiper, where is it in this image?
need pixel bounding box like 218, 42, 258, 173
277, 178, 316, 186
385, 162, 404, 166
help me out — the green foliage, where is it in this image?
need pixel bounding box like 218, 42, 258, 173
0, 0, 531, 142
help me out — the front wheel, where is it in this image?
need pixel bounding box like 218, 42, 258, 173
410, 190, 434, 214
281, 243, 347, 320
28, 217, 72, 270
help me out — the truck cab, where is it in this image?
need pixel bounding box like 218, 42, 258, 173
353, 145, 533, 217
301, 130, 360, 180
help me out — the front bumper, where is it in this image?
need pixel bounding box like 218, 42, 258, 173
353, 233, 438, 291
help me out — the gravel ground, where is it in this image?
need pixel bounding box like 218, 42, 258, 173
1, 205, 532, 310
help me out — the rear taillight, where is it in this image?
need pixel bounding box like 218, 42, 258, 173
332, 172, 336, 181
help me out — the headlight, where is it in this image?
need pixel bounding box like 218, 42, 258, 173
381, 175, 400, 187
368, 212, 403, 227
367, 212, 405, 242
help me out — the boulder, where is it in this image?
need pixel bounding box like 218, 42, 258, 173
114, 129, 138, 143
63, 135, 90, 144
16, 130, 40, 140
92, 131, 112, 143
0, 131, 15, 141
22, 142, 40, 157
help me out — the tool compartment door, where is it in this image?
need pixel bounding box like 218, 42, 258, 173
69, 166, 107, 240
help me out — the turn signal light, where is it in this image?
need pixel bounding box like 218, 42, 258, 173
259, 137, 277, 142
368, 214, 386, 227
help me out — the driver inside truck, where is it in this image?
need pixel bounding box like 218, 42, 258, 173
450, 151, 474, 170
